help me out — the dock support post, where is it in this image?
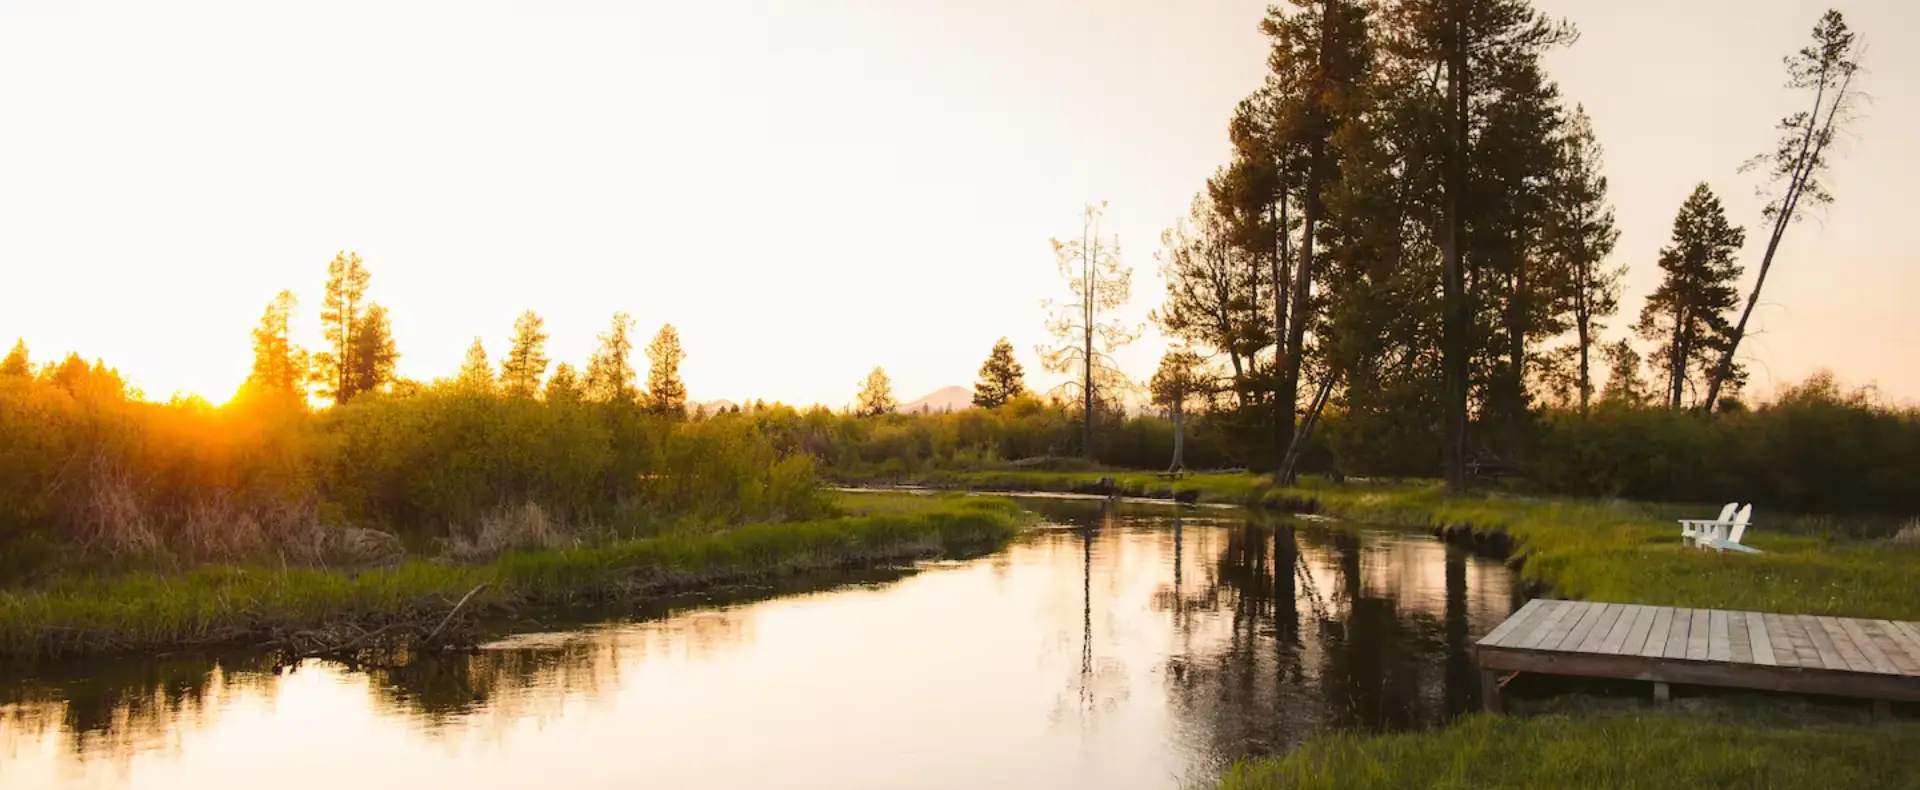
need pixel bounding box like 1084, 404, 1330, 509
1480, 669, 1503, 714
1653, 682, 1671, 704
1873, 699, 1892, 721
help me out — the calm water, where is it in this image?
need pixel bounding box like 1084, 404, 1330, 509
1, 498, 1520, 790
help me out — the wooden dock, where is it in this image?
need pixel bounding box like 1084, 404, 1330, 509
1475, 599, 1920, 716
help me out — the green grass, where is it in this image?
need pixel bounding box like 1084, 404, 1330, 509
0, 492, 1028, 659
1218, 711, 1920, 790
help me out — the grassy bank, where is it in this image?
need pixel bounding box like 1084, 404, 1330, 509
0, 493, 1027, 660
1218, 710, 1920, 790
897, 470, 1920, 621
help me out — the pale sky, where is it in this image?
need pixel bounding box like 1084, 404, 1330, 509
1, 0, 1915, 407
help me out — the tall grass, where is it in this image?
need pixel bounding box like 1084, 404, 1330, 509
1217, 711, 1920, 790
0, 494, 1028, 659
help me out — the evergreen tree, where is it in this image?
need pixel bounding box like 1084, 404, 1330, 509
1263, 0, 1373, 470
1705, 10, 1863, 411
313, 251, 372, 404
545, 362, 583, 403
1636, 184, 1746, 410
1599, 338, 1650, 406
243, 290, 307, 401
347, 303, 399, 397
500, 310, 549, 398
1541, 106, 1622, 413
2, 338, 29, 377
1039, 202, 1139, 458
456, 336, 494, 392
585, 311, 638, 403
1382, 0, 1574, 491
972, 337, 1028, 409
644, 324, 688, 416
857, 367, 896, 417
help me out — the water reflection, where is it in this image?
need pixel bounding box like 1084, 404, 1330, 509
1, 499, 1517, 790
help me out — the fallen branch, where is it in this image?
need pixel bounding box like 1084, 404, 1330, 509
423, 583, 489, 646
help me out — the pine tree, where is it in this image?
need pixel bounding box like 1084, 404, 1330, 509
313, 251, 372, 404
585, 311, 638, 404
1599, 338, 1650, 406
972, 338, 1028, 409
857, 367, 896, 417
347, 303, 399, 398
1263, 0, 1373, 471
545, 362, 583, 403
1636, 184, 1746, 410
2, 338, 29, 377
1704, 10, 1863, 411
1541, 106, 1623, 413
1039, 202, 1139, 458
243, 290, 307, 401
456, 336, 494, 392
644, 324, 688, 416
500, 310, 549, 398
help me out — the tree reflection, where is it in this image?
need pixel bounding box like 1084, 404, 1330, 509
1158, 518, 1509, 775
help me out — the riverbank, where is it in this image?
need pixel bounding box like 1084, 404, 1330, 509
890, 470, 1920, 621
878, 470, 1920, 786
0, 493, 1028, 661
1218, 708, 1920, 789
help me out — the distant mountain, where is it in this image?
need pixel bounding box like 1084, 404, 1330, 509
900, 385, 974, 414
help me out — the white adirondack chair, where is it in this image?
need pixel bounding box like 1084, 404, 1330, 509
1680, 503, 1737, 547
1707, 505, 1762, 553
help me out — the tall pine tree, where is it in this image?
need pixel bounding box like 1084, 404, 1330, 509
313, 251, 372, 404
243, 290, 307, 402
500, 310, 549, 398
1540, 105, 1622, 413
456, 337, 494, 392
972, 337, 1028, 409
644, 324, 687, 416
347, 303, 399, 397
585, 311, 638, 404
1636, 184, 1746, 410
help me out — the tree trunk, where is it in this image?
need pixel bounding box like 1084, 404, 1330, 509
1669, 304, 1687, 410
1274, 173, 1294, 461
1169, 394, 1186, 473
1440, 9, 1471, 495
1574, 230, 1591, 413
1703, 69, 1846, 413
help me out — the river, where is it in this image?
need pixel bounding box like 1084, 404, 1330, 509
0, 497, 1521, 789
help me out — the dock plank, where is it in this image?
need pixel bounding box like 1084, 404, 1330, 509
1479, 599, 1546, 647
1779, 615, 1822, 668
1662, 607, 1692, 659
1873, 620, 1920, 673
1639, 606, 1675, 658
1728, 611, 1753, 664
1859, 621, 1920, 675
1577, 604, 1625, 653
1800, 615, 1851, 671
1599, 605, 1644, 655
1539, 601, 1592, 651
1552, 602, 1608, 651
1838, 618, 1898, 675
1515, 600, 1577, 649
1887, 621, 1920, 662
1686, 609, 1711, 661
1708, 610, 1732, 662
1816, 616, 1874, 673
1747, 612, 1778, 667
1614, 605, 1655, 655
